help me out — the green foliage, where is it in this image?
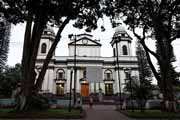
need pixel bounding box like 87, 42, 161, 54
124, 77, 152, 101
125, 109, 180, 118
0, 64, 21, 97
136, 41, 152, 79
106, 0, 180, 112
0, 16, 10, 72
1, 0, 103, 32
124, 41, 153, 109
0, 108, 81, 118
1, 0, 107, 111
107, 0, 180, 36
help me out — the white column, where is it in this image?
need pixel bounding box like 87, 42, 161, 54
113, 69, 117, 94
90, 83, 94, 93
120, 70, 126, 92
52, 69, 57, 94
118, 42, 121, 56
48, 69, 54, 93
128, 43, 132, 56
76, 69, 80, 93
41, 71, 48, 92
66, 69, 72, 93
115, 70, 120, 93
63, 68, 67, 93
96, 83, 99, 93
100, 83, 105, 94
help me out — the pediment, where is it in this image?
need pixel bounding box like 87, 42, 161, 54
68, 36, 101, 46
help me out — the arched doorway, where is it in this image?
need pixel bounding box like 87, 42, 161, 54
55, 69, 66, 96
104, 69, 114, 95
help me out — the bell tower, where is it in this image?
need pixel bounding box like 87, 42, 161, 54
36, 26, 55, 94
37, 26, 55, 59
110, 25, 132, 57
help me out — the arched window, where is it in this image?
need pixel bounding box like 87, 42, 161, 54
41, 43, 47, 53
57, 69, 65, 79
122, 45, 128, 55
104, 69, 113, 80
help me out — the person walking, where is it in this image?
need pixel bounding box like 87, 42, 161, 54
89, 96, 94, 108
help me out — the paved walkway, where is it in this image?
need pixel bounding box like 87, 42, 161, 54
82, 104, 133, 120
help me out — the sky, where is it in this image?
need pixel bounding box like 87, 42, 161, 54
8, 17, 180, 74
8, 17, 116, 65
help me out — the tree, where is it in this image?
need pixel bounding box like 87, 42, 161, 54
0, 64, 21, 97
0, 14, 11, 72
103, 0, 180, 112
1, 0, 104, 111
136, 40, 153, 112
124, 77, 152, 111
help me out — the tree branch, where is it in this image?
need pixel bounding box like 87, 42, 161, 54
132, 27, 161, 62
143, 44, 161, 81
132, 25, 161, 82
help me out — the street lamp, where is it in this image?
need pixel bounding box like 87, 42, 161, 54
68, 68, 73, 112
123, 68, 134, 112
68, 34, 77, 107
113, 35, 122, 110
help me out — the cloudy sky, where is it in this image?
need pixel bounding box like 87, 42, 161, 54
8, 17, 180, 73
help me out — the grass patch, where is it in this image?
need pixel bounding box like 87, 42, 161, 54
121, 109, 180, 119
0, 108, 14, 113
0, 108, 84, 119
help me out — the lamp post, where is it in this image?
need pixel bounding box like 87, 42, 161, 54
68, 68, 73, 112
113, 36, 122, 110
68, 34, 77, 107
124, 68, 134, 112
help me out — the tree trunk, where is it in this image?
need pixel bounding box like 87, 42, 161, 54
151, 16, 177, 112
16, 17, 70, 112
158, 41, 177, 112
35, 17, 70, 91
17, 11, 33, 112
17, 11, 47, 111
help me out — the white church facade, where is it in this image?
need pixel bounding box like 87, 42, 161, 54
35, 26, 139, 97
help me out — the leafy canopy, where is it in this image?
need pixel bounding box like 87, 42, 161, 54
1, 0, 104, 32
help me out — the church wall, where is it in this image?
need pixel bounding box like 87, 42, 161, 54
48, 69, 54, 93
69, 46, 101, 57
41, 70, 50, 92
112, 41, 132, 56
36, 27, 140, 97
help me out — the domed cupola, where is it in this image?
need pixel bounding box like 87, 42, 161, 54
42, 26, 55, 41
110, 25, 133, 56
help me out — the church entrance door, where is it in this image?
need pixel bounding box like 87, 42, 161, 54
56, 83, 64, 96
80, 83, 89, 96
105, 83, 113, 95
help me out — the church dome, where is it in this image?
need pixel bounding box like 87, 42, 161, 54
43, 26, 55, 35
114, 25, 126, 33
41, 25, 55, 41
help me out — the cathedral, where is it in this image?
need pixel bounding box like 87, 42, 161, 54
35, 25, 139, 97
